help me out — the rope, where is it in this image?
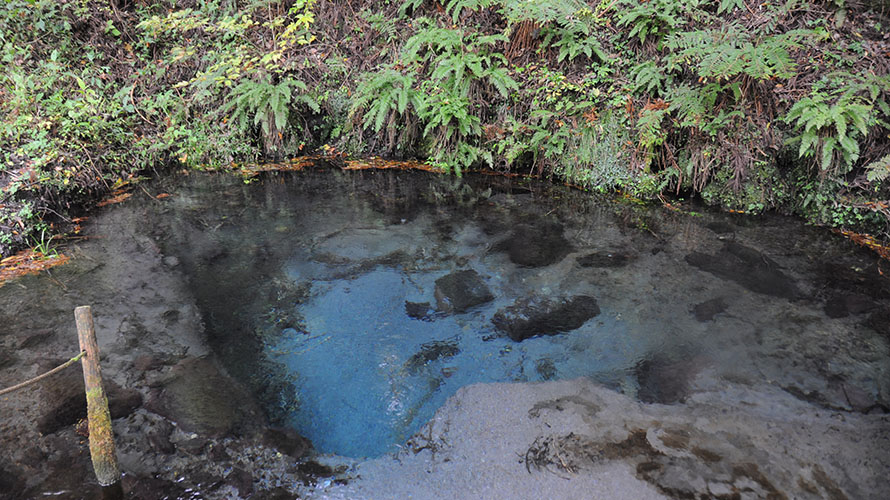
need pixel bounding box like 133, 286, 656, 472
0, 350, 86, 396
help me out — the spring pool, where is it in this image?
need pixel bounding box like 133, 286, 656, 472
152, 168, 889, 458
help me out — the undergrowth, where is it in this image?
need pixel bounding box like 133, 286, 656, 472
1, 0, 889, 257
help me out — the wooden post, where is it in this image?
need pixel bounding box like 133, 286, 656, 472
74, 306, 122, 494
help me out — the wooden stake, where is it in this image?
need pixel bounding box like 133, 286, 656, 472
74, 306, 121, 489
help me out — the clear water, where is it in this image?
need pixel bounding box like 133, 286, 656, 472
152, 169, 890, 459
272, 266, 637, 457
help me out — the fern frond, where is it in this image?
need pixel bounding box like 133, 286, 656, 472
865, 154, 890, 183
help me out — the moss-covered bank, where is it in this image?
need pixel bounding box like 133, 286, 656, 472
1, 0, 889, 257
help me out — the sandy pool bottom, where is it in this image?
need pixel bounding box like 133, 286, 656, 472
305, 376, 889, 499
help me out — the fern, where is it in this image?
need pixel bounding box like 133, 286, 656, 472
636, 106, 669, 170
717, 0, 745, 15
629, 61, 671, 96
402, 27, 466, 65
398, 0, 425, 17
433, 141, 492, 175
499, 0, 588, 26
865, 155, 890, 183
617, 0, 692, 44
350, 69, 422, 133
420, 92, 480, 139
540, 22, 608, 63
445, 0, 497, 23
665, 26, 810, 81
404, 29, 516, 98
221, 75, 317, 149
784, 91, 873, 174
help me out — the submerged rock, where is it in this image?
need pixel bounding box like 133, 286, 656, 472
405, 301, 434, 321
263, 427, 312, 458
823, 292, 878, 318
145, 357, 263, 437
0, 348, 16, 369
685, 241, 800, 299
405, 339, 460, 374
18, 329, 55, 349
635, 356, 692, 404
706, 220, 735, 234
493, 222, 573, 267
867, 309, 890, 338
434, 270, 494, 313
535, 358, 557, 380
492, 295, 600, 342
692, 297, 727, 322
577, 250, 633, 268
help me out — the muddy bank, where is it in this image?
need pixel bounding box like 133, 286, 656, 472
0, 178, 328, 499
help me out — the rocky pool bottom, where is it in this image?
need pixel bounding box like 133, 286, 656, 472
0, 168, 888, 499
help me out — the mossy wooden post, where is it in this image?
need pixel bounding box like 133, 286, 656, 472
74, 306, 122, 493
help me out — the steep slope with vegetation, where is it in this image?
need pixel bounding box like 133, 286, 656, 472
1, 0, 889, 258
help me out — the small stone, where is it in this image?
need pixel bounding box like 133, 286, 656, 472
147, 420, 176, 455
405, 301, 434, 321
177, 436, 207, 455
692, 297, 727, 322
577, 251, 632, 268
706, 221, 735, 234
263, 427, 312, 458
133, 354, 163, 372
707, 481, 733, 496
824, 292, 877, 318
0, 349, 16, 370
227, 467, 254, 497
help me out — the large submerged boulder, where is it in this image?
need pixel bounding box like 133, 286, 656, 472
492, 222, 573, 267
145, 357, 263, 437
434, 270, 494, 313
492, 295, 600, 342
685, 241, 800, 299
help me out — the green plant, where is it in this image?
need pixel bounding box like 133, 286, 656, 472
865, 154, 890, 183
784, 91, 872, 174
617, 0, 693, 44
629, 61, 671, 96
33, 224, 58, 257
540, 20, 608, 63
402, 28, 516, 98
664, 26, 812, 82
221, 75, 319, 152
716, 0, 745, 15
350, 70, 422, 133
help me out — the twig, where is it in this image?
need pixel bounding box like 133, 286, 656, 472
130, 81, 153, 125
0, 351, 86, 396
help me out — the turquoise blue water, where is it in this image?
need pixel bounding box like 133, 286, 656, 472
270, 266, 636, 458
